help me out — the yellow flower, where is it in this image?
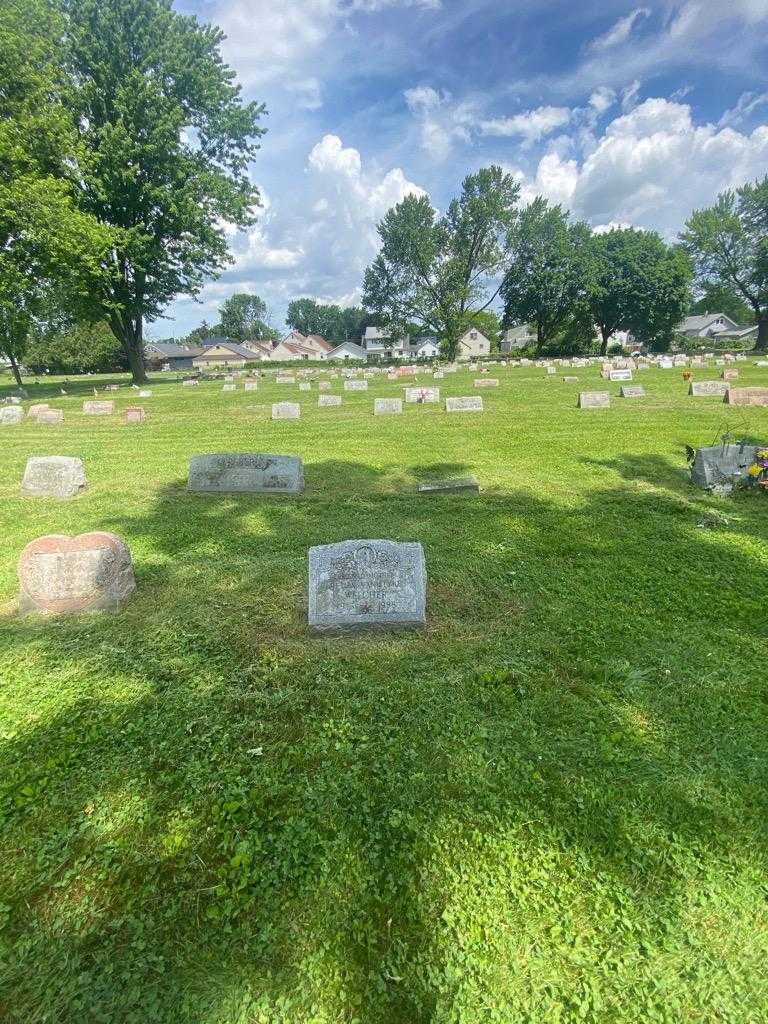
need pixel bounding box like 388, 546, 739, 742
758, 449, 768, 460
747, 463, 762, 477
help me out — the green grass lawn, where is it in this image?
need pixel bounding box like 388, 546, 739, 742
1, 362, 767, 1023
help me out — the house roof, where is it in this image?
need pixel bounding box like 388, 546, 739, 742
329, 342, 365, 357
305, 334, 334, 352
194, 342, 262, 360
504, 325, 535, 340
713, 323, 757, 337
280, 341, 319, 356
364, 326, 389, 341
679, 314, 739, 333
146, 343, 202, 358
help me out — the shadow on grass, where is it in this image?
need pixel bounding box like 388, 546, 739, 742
1, 456, 768, 1022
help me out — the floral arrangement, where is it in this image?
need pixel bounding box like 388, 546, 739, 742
746, 449, 768, 490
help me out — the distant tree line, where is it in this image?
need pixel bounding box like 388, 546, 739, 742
363, 168, 768, 357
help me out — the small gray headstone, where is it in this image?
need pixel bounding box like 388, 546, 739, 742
272, 402, 300, 420
609, 369, 633, 381
417, 477, 479, 495
374, 398, 403, 415
474, 378, 499, 388
17, 531, 135, 615
276, 375, 296, 384
308, 539, 426, 634
299, 382, 311, 392
27, 404, 50, 419
244, 381, 259, 392
182, 379, 199, 387
0, 406, 24, 425
318, 381, 331, 391
445, 396, 483, 412
691, 444, 759, 490
124, 406, 147, 424
82, 400, 115, 415
139, 389, 153, 398
318, 394, 342, 407
21, 456, 86, 498
620, 386, 645, 398
578, 392, 610, 409
689, 381, 729, 397
563, 376, 579, 383
222, 384, 236, 392
344, 380, 368, 391
188, 453, 304, 494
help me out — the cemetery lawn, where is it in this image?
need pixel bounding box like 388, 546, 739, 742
2, 363, 768, 1024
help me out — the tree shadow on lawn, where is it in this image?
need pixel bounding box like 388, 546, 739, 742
2, 457, 768, 1022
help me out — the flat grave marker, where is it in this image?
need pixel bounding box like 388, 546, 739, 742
445, 396, 483, 413
689, 380, 729, 397
578, 392, 610, 409
188, 453, 304, 494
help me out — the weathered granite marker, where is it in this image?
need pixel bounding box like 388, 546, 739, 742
689, 381, 729, 397
0, 406, 24, 425
405, 386, 440, 403
124, 407, 147, 424
308, 539, 426, 634
21, 456, 86, 498
344, 380, 368, 391
37, 409, 64, 425
374, 398, 403, 415
318, 395, 342, 407
691, 444, 759, 489
474, 379, 499, 388
272, 402, 300, 420
82, 400, 115, 415
188, 453, 304, 494
578, 392, 610, 409
725, 387, 768, 406
417, 478, 479, 495
17, 532, 136, 615
445, 396, 483, 412
620, 386, 646, 398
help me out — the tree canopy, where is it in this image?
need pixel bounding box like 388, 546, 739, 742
0, 0, 110, 386
681, 177, 768, 350
59, 0, 266, 381
219, 293, 277, 342
363, 166, 519, 360
285, 299, 368, 343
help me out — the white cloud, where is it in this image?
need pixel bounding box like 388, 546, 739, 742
718, 91, 768, 128
480, 105, 571, 145
404, 86, 476, 160
589, 87, 617, 115
512, 97, 768, 236
589, 7, 651, 51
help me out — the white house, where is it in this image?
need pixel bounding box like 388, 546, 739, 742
500, 326, 536, 352
362, 326, 411, 360
409, 337, 440, 359
457, 327, 491, 360
271, 331, 325, 361
328, 341, 366, 361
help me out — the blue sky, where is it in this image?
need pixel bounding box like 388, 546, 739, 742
162, 0, 768, 338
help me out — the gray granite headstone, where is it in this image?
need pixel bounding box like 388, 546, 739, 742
578, 392, 610, 409
318, 394, 342, 407
725, 387, 768, 406
0, 406, 24, 425
374, 398, 403, 415
272, 402, 300, 420
188, 453, 304, 494
445, 396, 483, 412
609, 369, 632, 381
222, 384, 236, 392
244, 381, 259, 391
17, 531, 136, 615
21, 456, 87, 498
620, 386, 645, 398
299, 382, 311, 392
563, 376, 579, 383
689, 381, 728, 397
474, 378, 499, 387
417, 477, 479, 495
308, 539, 426, 634
139, 389, 153, 397
82, 400, 115, 415
344, 380, 368, 391
691, 444, 759, 489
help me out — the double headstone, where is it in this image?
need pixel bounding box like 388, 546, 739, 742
725, 387, 768, 406
474, 379, 499, 388
620, 386, 645, 398
689, 381, 729, 397
404, 387, 439, 403
344, 380, 368, 391
374, 398, 403, 415
188, 453, 304, 494
445, 396, 483, 413
578, 392, 610, 409
82, 400, 115, 415
318, 395, 342, 407
308, 540, 426, 634
272, 402, 300, 420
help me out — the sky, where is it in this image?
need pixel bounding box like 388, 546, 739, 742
161, 0, 768, 339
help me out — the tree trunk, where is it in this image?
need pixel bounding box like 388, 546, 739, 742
8, 351, 23, 388
599, 326, 610, 356
756, 317, 768, 353
111, 316, 149, 384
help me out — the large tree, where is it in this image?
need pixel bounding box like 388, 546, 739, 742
582, 227, 692, 355
61, 0, 266, 382
25, 320, 127, 374
681, 177, 768, 351
689, 282, 755, 326
0, 0, 109, 387
219, 292, 277, 342
363, 166, 520, 360
501, 199, 588, 354
285, 299, 368, 342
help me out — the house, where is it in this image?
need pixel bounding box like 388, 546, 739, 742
457, 327, 491, 360
271, 331, 327, 361
362, 326, 410, 361
327, 341, 366, 361
192, 341, 266, 369
677, 313, 742, 339
144, 342, 203, 371
408, 336, 440, 359
500, 326, 536, 352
